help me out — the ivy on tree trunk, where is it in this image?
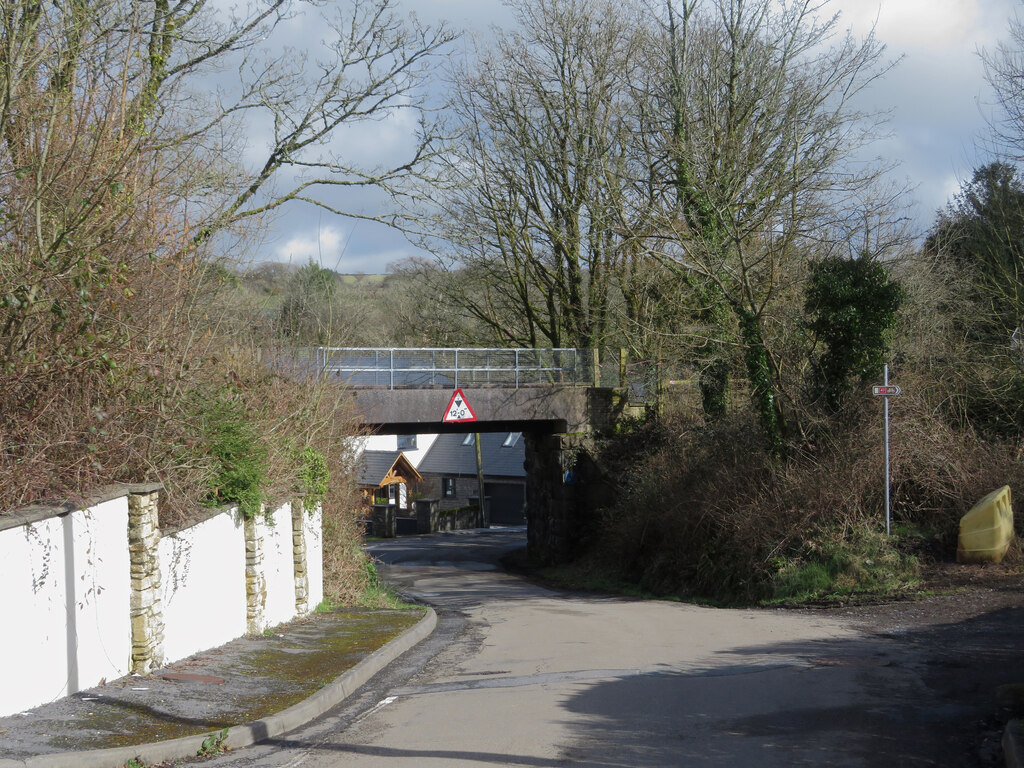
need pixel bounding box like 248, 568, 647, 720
737, 308, 784, 455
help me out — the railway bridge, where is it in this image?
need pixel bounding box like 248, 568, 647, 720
318, 347, 648, 563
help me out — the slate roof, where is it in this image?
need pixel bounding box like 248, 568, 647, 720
358, 451, 422, 487
417, 432, 526, 479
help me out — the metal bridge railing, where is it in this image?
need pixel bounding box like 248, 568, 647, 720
316, 347, 590, 390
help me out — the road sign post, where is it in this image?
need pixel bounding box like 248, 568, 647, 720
872, 365, 902, 536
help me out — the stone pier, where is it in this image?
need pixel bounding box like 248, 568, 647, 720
128, 484, 165, 674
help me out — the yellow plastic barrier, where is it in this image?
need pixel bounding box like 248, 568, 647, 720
957, 485, 1014, 564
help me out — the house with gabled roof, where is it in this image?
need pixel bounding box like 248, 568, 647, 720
416, 431, 526, 525
355, 433, 437, 510
357, 450, 422, 506
355, 431, 526, 527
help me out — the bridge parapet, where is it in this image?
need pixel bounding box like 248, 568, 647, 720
317, 347, 594, 390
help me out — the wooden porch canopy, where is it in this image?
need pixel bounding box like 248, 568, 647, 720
358, 450, 423, 489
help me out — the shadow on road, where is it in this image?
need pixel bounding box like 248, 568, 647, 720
347, 529, 1024, 767
556, 606, 1024, 767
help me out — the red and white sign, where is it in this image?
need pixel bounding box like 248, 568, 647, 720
872, 384, 902, 396
442, 388, 477, 423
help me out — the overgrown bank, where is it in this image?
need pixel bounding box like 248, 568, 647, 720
0, 0, 452, 605
540, 377, 1024, 607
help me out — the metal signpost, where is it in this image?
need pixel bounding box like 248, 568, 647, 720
872, 365, 901, 536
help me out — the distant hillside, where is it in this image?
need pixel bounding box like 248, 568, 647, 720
240, 261, 387, 297
339, 273, 387, 286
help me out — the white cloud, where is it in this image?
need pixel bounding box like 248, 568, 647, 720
940, 171, 966, 207
274, 225, 349, 266
833, 0, 1009, 51
327, 101, 422, 170
246, 0, 1023, 263
826, 0, 1018, 231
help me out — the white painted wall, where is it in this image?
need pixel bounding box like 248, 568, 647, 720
398, 433, 439, 468
0, 492, 324, 716
69, 499, 132, 695
0, 498, 131, 717
260, 503, 297, 629
159, 508, 247, 664
0, 515, 68, 715
305, 503, 324, 610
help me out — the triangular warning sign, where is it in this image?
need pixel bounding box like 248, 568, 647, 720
443, 388, 477, 423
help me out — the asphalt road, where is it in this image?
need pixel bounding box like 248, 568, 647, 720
198, 527, 1023, 767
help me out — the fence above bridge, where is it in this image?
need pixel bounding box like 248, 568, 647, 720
316, 347, 594, 390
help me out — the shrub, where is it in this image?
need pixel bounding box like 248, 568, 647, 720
582, 386, 1024, 605
200, 396, 268, 519
771, 528, 920, 602
297, 446, 330, 509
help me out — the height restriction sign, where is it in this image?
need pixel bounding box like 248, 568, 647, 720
442, 388, 477, 423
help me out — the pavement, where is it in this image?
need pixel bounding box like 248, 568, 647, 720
0, 606, 436, 768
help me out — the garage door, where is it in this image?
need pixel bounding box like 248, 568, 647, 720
485, 482, 526, 525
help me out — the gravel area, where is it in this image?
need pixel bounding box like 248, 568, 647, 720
824, 560, 1024, 631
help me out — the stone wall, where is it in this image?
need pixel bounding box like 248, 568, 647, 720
524, 431, 607, 565
414, 498, 483, 533
244, 515, 268, 634
292, 500, 310, 615
438, 476, 485, 512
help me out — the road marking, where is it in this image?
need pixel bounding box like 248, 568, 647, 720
357, 695, 398, 722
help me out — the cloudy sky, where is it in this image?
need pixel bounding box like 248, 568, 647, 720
246, 0, 1020, 273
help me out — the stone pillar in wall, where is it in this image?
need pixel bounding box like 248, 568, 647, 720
245, 514, 267, 634
372, 503, 396, 538
415, 499, 439, 534
128, 485, 165, 674
525, 432, 563, 564
292, 500, 309, 616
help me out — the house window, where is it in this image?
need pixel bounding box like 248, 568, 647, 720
502, 432, 522, 447
462, 434, 475, 446
442, 477, 457, 498
397, 434, 417, 451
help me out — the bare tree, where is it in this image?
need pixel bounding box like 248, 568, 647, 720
0, 0, 453, 511
415, 0, 900, 447
192, 0, 456, 241
648, 0, 896, 450
0, 0, 454, 243
420, 0, 650, 350
983, 10, 1024, 162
